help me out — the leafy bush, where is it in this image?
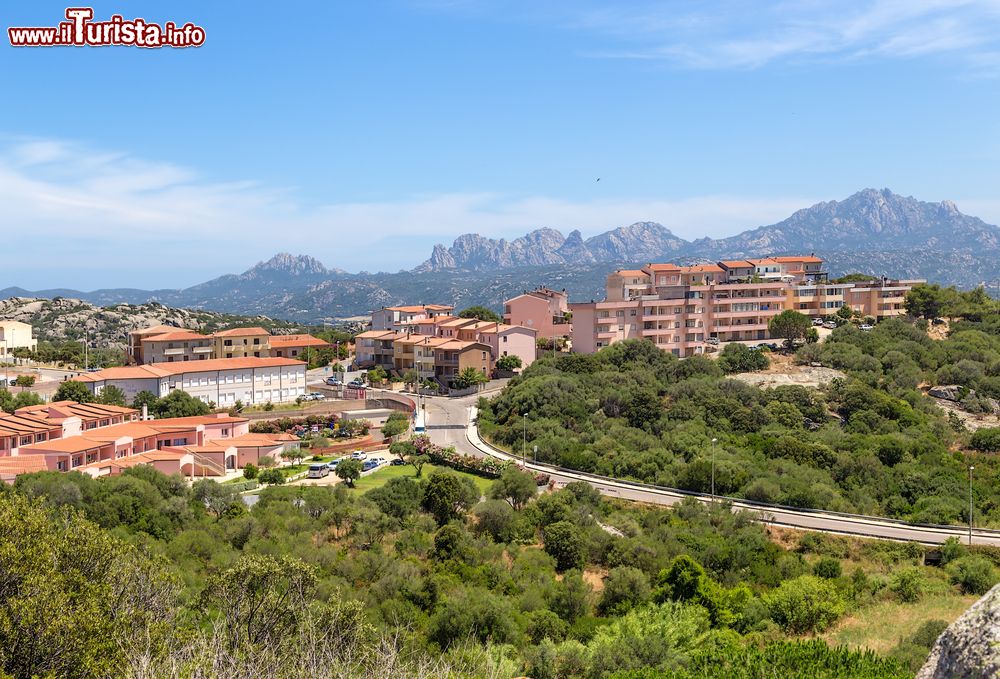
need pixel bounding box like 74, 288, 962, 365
765, 575, 845, 633
257, 468, 285, 485
949, 555, 998, 595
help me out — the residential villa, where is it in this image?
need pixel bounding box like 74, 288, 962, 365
572, 256, 922, 357
0, 402, 296, 482
0, 320, 37, 360
503, 288, 571, 341
72, 357, 308, 407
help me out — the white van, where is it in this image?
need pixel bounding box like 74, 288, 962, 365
307, 464, 329, 479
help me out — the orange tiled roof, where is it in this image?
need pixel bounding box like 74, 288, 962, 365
645, 263, 680, 271
748, 258, 780, 266
774, 255, 823, 263
132, 324, 184, 337
680, 264, 723, 273
719, 260, 753, 268
73, 357, 305, 383
0, 456, 49, 478
615, 269, 647, 277
141, 330, 209, 343
268, 334, 330, 348
212, 327, 270, 338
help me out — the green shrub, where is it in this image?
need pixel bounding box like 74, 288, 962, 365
242, 463, 258, 480
949, 555, 997, 595
889, 567, 924, 603
813, 558, 842, 580
258, 468, 285, 485
765, 575, 845, 634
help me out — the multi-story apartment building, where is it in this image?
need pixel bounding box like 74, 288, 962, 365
503, 288, 572, 340
128, 324, 180, 364
370, 304, 454, 332
73, 357, 308, 406
357, 310, 537, 383
572, 257, 921, 357
212, 327, 271, 359
0, 321, 36, 360
0, 401, 138, 457
139, 330, 215, 364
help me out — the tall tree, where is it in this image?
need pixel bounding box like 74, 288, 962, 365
53, 380, 95, 404
768, 310, 811, 348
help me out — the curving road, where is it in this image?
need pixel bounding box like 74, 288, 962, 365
423, 390, 1000, 547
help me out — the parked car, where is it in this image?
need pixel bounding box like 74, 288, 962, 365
389, 458, 406, 466
859, 324, 874, 331
325, 376, 343, 386
326, 458, 342, 469
307, 464, 329, 479
350, 450, 367, 461
812, 317, 825, 326
348, 378, 366, 388
822, 321, 838, 329
706, 337, 720, 346
371, 457, 387, 466
361, 459, 378, 472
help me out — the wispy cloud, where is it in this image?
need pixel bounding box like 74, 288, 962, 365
448, 0, 1000, 72
0, 137, 813, 288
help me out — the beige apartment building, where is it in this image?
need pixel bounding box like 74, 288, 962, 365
213, 327, 270, 359
0, 321, 36, 360
139, 330, 215, 364
572, 257, 922, 357
370, 304, 455, 332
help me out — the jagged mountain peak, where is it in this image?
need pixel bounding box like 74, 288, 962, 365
246, 253, 334, 277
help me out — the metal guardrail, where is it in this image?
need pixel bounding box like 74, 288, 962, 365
473, 422, 1000, 537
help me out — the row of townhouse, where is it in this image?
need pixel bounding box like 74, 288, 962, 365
571, 256, 923, 357
357, 308, 538, 382
128, 325, 329, 365
0, 400, 296, 482
72, 357, 309, 406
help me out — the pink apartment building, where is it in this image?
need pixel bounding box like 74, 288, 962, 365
572, 256, 921, 357
503, 288, 572, 340
370, 304, 455, 332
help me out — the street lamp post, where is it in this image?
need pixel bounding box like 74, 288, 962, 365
710, 438, 718, 501
969, 465, 975, 546
533, 444, 538, 464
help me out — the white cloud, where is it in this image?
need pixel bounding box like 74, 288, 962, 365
0, 137, 821, 288
496, 0, 1000, 71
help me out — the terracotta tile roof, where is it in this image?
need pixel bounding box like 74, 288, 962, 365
774, 256, 823, 263
355, 330, 402, 340
680, 264, 723, 273
437, 318, 479, 328
141, 331, 210, 343
73, 357, 305, 383
268, 334, 330, 348
132, 324, 185, 337
18, 436, 111, 454
748, 258, 780, 266
212, 327, 270, 338
615, 269, 648, 277
645, 263, 681, 271
0, 456, 49, 478
155, 414, 249, 426
385, 305, 431, 313
204, 433, 292, 448
719, 260, 753, 268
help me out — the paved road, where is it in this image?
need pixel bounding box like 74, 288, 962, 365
424, 391, 1000, 547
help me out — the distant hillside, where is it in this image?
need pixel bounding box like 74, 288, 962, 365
4, 189, 999, 322
0, 297, 306, 350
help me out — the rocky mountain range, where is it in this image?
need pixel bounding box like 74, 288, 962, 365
3, 189, 999, 323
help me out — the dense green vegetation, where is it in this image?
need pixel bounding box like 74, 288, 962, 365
1, 458, 965, 678
479, 325, 1000, 526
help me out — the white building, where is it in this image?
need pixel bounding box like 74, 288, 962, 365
0, 321, 36, 360
74, 357, 308, 406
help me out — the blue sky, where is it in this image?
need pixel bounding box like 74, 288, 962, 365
2, 0, 1000, 289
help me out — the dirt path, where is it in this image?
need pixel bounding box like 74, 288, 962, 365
731, 354, 846, 389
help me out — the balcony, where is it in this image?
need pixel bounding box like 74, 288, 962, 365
162, 347, 185, 356
192, 346, 213, 354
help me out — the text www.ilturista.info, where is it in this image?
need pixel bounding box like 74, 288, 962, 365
9, 8, 205, 48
